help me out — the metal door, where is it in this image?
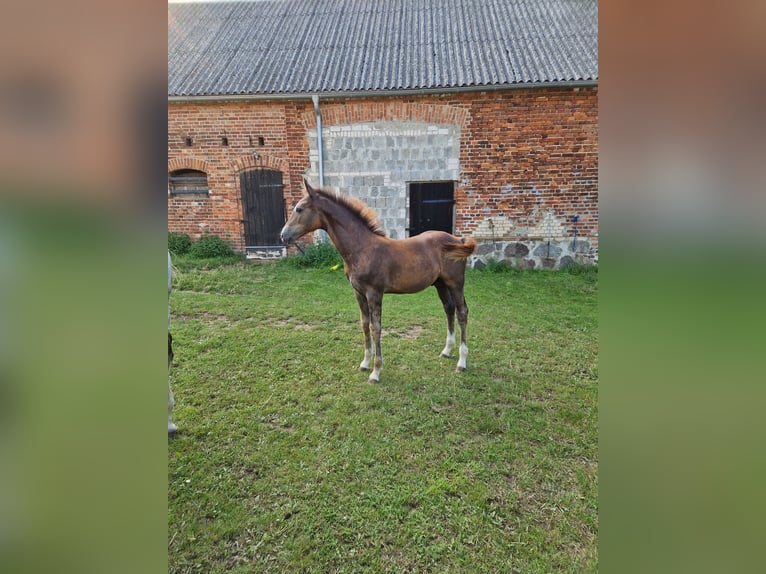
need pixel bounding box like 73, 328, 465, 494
239, 169, 285, 246
408, 181, 455, 236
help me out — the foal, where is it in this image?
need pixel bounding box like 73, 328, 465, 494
280, 182, 476, 384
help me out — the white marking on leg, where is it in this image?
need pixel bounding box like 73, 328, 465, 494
359, 348, 372, 371
441, 332, 455, 358
457, 343, 468, 371
369, 364, 381, 383
168, 379, 177, 434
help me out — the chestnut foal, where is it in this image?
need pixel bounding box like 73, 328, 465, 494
280, 182, 476, 383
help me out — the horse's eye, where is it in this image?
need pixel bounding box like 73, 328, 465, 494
295, 207, 303, 214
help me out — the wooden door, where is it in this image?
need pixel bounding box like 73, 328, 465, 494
239, 169, 285, 246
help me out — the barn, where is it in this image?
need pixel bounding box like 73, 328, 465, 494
168, 0, 598, 268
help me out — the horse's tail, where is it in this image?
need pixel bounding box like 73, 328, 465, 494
443, 236, 477, 260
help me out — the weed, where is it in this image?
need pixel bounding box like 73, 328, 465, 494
188, 235, 236, 259
279, 240, 343, 269
168, 232, 192, 255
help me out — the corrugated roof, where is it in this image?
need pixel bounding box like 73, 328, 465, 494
168, 0, 598, 97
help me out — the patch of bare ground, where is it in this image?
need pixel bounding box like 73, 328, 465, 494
384, 325, 425, 339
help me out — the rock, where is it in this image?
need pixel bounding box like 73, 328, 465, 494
559, 255, 575, 269
476, 243, 495, 256
569, 239, 590, 253
533, 242, 562, 258
504, 242, 529, 257
541, 257, 557, 269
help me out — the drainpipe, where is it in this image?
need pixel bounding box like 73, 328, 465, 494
312, 95, 325, 187
311, 94, 328, 242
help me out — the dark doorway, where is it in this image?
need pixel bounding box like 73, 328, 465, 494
239, 169, 285, 246
408, 181, 455, 237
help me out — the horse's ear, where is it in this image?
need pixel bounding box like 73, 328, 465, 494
304, 178, 316, 197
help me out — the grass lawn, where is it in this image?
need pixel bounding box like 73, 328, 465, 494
168, 258, 598, 573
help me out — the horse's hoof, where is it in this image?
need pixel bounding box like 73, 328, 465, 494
456, 366, 466, 372
440, 352, 451, 359
367, 377, 378, 384
359, 366, 370, 372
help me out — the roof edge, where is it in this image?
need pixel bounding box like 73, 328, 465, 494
168, 80, 599, 103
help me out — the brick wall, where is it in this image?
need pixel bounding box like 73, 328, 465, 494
168, 87, 598, 263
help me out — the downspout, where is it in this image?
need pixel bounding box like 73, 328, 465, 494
311, 94, 328, 242
311, 94, 325, 187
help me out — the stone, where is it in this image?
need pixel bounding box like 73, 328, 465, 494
533, 242, 562, 258
569, 239, 590, 253
541, 257, 557, 269
472, 259, 486, 270
504, 242, 529, 257
476, 243, 495, 256
521, 259, 536, 269
559, 255, 575, 269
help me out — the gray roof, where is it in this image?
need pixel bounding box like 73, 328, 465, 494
168, 0, 598, 98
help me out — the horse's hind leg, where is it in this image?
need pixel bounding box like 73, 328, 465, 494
355, 290, 373, 371
453, 288, 469, 371
434, 279, 456, 358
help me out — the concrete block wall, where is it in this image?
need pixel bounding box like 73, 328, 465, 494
307, 121, 460, 239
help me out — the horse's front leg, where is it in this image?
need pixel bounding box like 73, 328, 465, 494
366, 291, 384, 383
355, 290, 373, 371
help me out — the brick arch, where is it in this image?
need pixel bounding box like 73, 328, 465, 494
230, 154, 288, 174
300, 101, 470, 130
168, 157, 209, 173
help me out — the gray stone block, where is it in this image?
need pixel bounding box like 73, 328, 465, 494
569, 239, 590, 253
533, 242, 562, 258
541, 257, 557, 269
477, 243, 495, 256
505, 242, 529, 257
559, 255, 575, 269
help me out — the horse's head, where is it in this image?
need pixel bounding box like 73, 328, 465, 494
280, 180, 324, 245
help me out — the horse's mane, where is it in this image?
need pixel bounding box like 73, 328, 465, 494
310, 186, 387, 237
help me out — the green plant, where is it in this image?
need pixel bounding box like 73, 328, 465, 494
168, 232, 192, 255
280, 240, 343, 269
561, 261, 598, 277
188, 235, 235, 259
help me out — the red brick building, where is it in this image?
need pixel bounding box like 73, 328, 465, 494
168, 0, 598, 267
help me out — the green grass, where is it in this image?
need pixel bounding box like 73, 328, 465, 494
169, 260, 598, 573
